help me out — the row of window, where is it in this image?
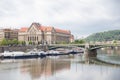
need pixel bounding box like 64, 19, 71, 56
28, 36, 38, 41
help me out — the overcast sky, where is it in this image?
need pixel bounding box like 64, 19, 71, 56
0, 0, 120, 38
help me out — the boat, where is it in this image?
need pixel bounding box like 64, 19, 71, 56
38, 51, 47, 57
0, 51, 25, 59
47, 50, 61, 56
68, 47, 84, 54
0, 50, 46, 59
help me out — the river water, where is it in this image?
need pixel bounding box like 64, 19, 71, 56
0, 48, 120, 80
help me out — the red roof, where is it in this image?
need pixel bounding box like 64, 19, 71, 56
55, 28, 70, 34
39, 26, 46, 31
19, 23, 71, 35
45, 27, 53, 32
40, 26, 53, 32
19, 27, 28, 32
40, 26, 70, 34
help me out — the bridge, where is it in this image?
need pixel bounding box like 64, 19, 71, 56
49, 43, 120, 47
0, 43, 116, 57
37, 43, 120, 58
48, 43, 120, 58
48, 43, 119, 50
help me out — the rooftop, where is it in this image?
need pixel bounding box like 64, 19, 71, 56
19, 23, 71, 34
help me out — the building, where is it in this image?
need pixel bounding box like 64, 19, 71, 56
70, 35, 74, 43
0, 28, 18, 41
18, 22, 73, 45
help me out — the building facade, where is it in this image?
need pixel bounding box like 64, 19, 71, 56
18, 22, 74, 45
0, 29, 18, 41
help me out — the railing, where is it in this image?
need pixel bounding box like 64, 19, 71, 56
49, 43, 120, 47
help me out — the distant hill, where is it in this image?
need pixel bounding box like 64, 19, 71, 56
85, 30, 120, 42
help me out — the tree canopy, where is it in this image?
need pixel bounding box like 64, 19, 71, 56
0, 39, 25, 46
85, 30, 120, 42
73, 39, 85, 44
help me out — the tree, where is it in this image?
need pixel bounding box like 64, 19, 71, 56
113, 40, 117, 44
0, 38, 8, 45
7, 40, 13, 46
12, 39, 18, 45
22, 41, 26, 46
18, 41, 22, 45
86, 30, 120, 42
113, 40, 117, 46
79, 39, 85, 44
74, 39, 85, 44
29, 41, 32, 45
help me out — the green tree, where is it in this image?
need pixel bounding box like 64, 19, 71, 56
74, 39, 85, 44
113, 40, 117, 44
22, 41, 26, 46
29, 41, 32, 45
0, 38, 8, 45
12, 39, 18, 45
113, 40, 117, 46
18, 41, 22, 45
86, 30, 120, 42
79, 39, 85, 44
7, 40, 13, 46
18, 41, 24, 46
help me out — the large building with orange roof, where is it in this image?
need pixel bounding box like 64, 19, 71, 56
18, 22, 74, 45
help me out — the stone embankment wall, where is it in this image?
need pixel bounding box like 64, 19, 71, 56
0, 46, 43, 53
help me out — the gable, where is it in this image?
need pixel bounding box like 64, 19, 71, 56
27, 23, 41, 33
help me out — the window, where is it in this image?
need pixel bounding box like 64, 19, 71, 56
28, 37, 29, 41
37, 36, 38, 41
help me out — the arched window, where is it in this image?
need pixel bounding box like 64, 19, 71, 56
30, 37, 31, 41
28, 36, 29, 41
37, 36, 38, 41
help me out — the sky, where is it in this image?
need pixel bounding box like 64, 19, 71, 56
0, 0, 120, 38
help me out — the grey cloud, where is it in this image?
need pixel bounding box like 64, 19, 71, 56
0, 0, 120, 38
101, 0, 120, 17
0, 0, 17, 16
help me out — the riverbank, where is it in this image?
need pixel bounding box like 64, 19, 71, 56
0, 45, 44, 53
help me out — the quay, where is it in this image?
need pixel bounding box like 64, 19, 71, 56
0, 46, 84, 60
0, 42, 119, 60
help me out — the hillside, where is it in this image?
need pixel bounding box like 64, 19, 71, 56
85, 30, 120, 42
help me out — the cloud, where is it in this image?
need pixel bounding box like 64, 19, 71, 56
0, 0, 120, 37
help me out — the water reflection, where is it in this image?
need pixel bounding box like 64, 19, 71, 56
99, 47, 120, 55
0, 52, 120, 80
20, 58, 71, 80
97, 47, 120, 64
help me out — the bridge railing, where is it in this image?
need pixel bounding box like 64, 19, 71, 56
49, 43, 120, 47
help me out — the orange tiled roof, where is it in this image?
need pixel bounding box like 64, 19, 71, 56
40, 26, 70, 34
39, 26, 46, 31
19, 23, 71, 35
40, 26, 53, 32
19, 27, 28, 32
45, 27, 53, 32
55, 28, 70, 34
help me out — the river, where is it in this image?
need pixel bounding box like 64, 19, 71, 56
0, 47, 120, 80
